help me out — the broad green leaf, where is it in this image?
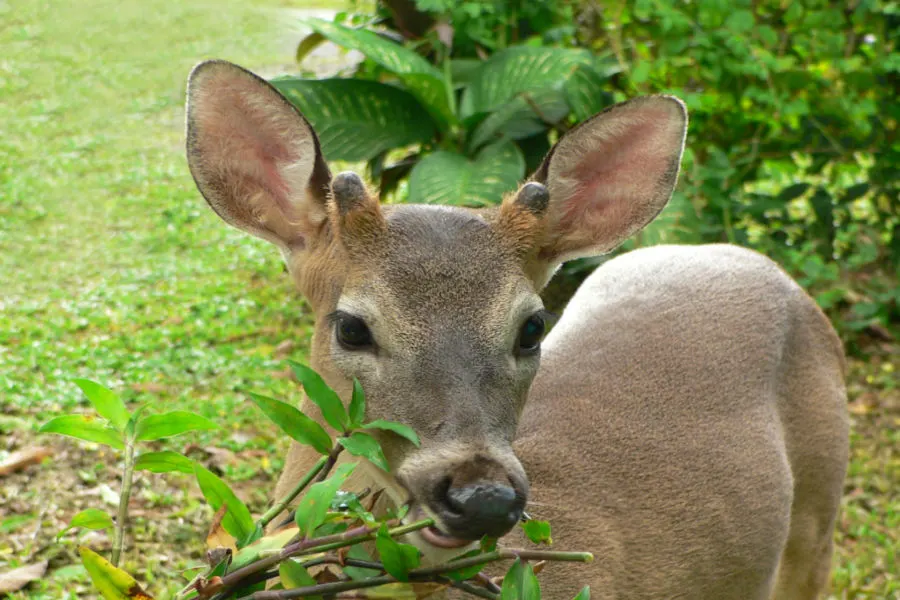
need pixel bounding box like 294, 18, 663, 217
361, 419, 420, 447
338, 432, 389, 472
301, 19, 453, 127
375, 523, 420, 582
78, 546, 153, 599
461, 46, 593, 118
572, 586, 591, 600
193, 464, 254, 542
134, 451, 195, 474
248, 393, 332, 455
408, 141, 525, 206
288, 361, 348, 432
500, 558, 540, 600
294, 463, 356, 538
73, 379, 129, 431
563, 64, 614, 121
230, 527, 299, 570
134, 411, 217, 441
348, 378, 366, 427
39, 415, 124, 450
273, 78, 437, 163
278, 559, 322, 598
521, 519, 552, 545
468, 88, 569, 151
60, 509, 114, 537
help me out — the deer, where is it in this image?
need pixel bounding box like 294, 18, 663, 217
184, 59, 849, 599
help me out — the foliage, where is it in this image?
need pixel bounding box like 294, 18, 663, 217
39, 368, 592, 599
283, 0, 898, 349
279, 12, 615, 204
572, 0, 899, 350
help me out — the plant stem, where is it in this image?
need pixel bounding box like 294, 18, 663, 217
215, 519, 434, 598
239, 548, 593, 599
111, 439, 135, 567
256, 455, 328, 530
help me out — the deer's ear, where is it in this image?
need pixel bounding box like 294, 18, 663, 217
185, 60, 331, 250
530, 95, 687, 266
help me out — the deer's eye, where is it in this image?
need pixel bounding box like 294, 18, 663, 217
335, 314, 373, 350
517, 313, 546, 355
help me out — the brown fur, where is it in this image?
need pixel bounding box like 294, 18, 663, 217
184, 60, 849, 598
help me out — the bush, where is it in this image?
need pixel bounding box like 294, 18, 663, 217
280, 0, 898, 350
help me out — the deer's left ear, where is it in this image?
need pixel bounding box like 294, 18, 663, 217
512, 95, 686, 283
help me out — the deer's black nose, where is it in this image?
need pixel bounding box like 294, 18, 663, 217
435, 480, 525, 540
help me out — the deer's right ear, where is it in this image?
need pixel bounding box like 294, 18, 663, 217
185, 60, 331, 250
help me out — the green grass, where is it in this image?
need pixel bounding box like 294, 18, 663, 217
0, 0, 897, 597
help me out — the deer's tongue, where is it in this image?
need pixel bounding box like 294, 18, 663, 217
419, 524, 471, 549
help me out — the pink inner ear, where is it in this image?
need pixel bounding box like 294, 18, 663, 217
192, 70, 312, 225
556, 105, 678, 233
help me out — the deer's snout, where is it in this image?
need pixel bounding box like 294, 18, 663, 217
404, 448, 529, 542
434, 477, 525, 539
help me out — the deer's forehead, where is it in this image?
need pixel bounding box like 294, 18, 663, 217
342, 205, 530, 322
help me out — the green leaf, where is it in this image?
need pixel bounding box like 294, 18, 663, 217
468, 88, 569, 151
408, 141, 525, 206
39, 415, 124, 450
500, 558, 541, 600
344, 545, 381, 580
444, 548, 487, 581
461, 46, 593, 118
301, 19, 453, 127
78, 546, 152, 599
134, 451, 195, 474
248, 393, 332, 455
123, 405, 146, 441
295, 31, 325, 63
60, 509, 114, 538
272, 78, 437, 163
73, 379, 130, 431
362, 419, 420, 447
134, 411, 217, 441
294, 463, 356, 538
230, 527, 297, 570
563, 64, 613, 121
521, 519, 552, 545
339, 432, 389, 472
288, 361, 349, 432
279, 559, 322, 598
193, 464, 254, 542
348, 378, 366, 428
572, 586, 591, 600
375, 522, 421, 582
725, 9, 755, 33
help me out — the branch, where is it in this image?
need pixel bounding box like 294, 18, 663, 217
256, 455, 329, 530
111, 440, 135, 567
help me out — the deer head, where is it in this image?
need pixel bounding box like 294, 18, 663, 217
185, 60, 687, 549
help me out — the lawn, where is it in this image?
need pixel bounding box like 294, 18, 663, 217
0, 0, 897, 597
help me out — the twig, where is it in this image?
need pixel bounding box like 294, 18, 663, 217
256, 455, 329, 530
214, 519, 434, 598
239, 549, 593, 599
111, 440, 135, 567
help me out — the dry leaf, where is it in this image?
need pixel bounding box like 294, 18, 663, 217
0, 446, 53, 476
274, 340, 296, 358
0, 561, 48, 593
206, 505, 237, 553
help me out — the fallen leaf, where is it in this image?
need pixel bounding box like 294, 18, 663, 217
0, 561, 48, 593
206, 506, 237, 553
0, 447, 53, 476
129, 383, 168, 394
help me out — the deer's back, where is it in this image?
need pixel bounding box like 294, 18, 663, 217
513, 244, 848, 599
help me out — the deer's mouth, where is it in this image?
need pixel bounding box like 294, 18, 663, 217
419, 523, 472, 549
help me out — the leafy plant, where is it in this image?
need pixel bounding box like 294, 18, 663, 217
277, 17, 618, 204
43, 367, 593, 599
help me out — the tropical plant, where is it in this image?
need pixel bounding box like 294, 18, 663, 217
274, 16, 619, 205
